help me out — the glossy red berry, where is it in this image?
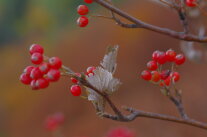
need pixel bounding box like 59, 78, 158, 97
166, 49, 176, 62
186, 0, 197, 7
71, 73, 81, 84
152, 50, 160, 62
175, 54, 185, 65
171, 72, 180, 82
31, 53, 43, 65
30, 80, 39, 90
47, 69, 61, 82
151, 71, 161, 82
160, 70, 171, 80
36, 78, 49, 89
157, 51, 167, 64
77, 16, 89, 27
147, 61, 158, 70
70, 85, 82, 96
23, 66, 35, 75
77, 5, 89, 15
20, 73, 32, 85
30, 67, 43, 79
141, 70, 152, 81
49, 57, 62, 69
29, 44, 44, 55
84, 0, 93, 4
39, 63, 50, 74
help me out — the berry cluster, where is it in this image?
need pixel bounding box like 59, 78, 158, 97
77, 0, 93, 27
19, 44, 62, 90
186, 0, 197, 7
141, 49, 185, 87
44, 112, 65, 131
70, 66, 96, 96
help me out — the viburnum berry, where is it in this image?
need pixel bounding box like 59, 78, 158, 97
175, 54, 185, 65
164, 76, 171, 86
147, 60, 158, 70
30, 80, 39, 90
77, 16, 89, 27
39, 63, 50, 74
77, 5, 89, 15
36, 78, 49, 89
23, 66, 35, 75
157, 51, 167, 64
141, 70, 151, 81
30, 67, 43, 79
29, 44, 44, 55
186, 0, 197, 7
166, 49, 176, 62
49, 57, 62, 69
86, 66, 96, 75
70, 85, 82, 96
84, 0, 93, 4
160, 70, 171, 80
71, 73, 81, 84
31, 53, 43, 65
151, 71, 161, 82
47, 69, 61, 82
20, 73, 32, 85
171, 72, 180, 82
152, 50, 160, 62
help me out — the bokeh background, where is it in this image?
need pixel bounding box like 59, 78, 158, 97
0, 0, 207, 137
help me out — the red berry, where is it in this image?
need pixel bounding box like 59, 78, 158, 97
30, 80, 39, 90
77, 5, 89, 15
152, 50, 160, 62
47, 69, 61, 82
159, 82, 164, 87
36, 78, 49, 89
71, 73, 81, 84
86, 66, 96, 75
164, 76, 171, 86
44, 116, 59, 131
166, 49, 176, 62
49, 57, 62, 69
31, 53, 43, 65
30, 67, 43, 79
147, 61, 158, 70
20, 73, 32, 85
39, 63, 50, 74
160, 70, 171, 80
186, 0, 197, 7
157, 51, 167, 64
23, 66, 35, 75
77, 16, 89, 27
171, 72, 180, 82
151, 71, 161, 82
29, 44, 44, 55
84, 0, 93, 4
175, 54, 185, 65
141, 70, 151, 81
70, 85, 82, 96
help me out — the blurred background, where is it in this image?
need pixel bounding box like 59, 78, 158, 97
0, 0, 207, 137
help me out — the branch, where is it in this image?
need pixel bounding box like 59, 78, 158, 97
93, 0, 207, 43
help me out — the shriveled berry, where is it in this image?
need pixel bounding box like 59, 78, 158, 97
147, 60, 158, 70
171, 72, 180, 82
31, 53, 43, 65
151, 71, 161, 82
175, 54, 185, 65
20, 73, 32, 85
47, 69, 61, 82
70, 85, 82, 96
30, 67, 43, 79
77, 5, 89, 15
86, 66, 96, 75
71, 73, 81, 84
30, 80, 39, 90
157, 51, 167, 64
152, 50, 160, 62
36, 78, 49, 89
77, 16, 89, 27
141, 70, 151, 81
84, 0, 93, 4
39, 63, 50, 74
166, 49, 176, 62
160, 70, 171, 80
23, 66, 35, 75
186, 0, 197, 7
29, 44, 44, 55
49, 57, 62, 69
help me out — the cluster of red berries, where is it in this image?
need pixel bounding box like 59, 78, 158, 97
77, 0, 93, 27
141, 49, 185, 87
70, 66, 96, 96
44, 112, 65, 131
186, 0, 197, 7
19, 44, 62, 90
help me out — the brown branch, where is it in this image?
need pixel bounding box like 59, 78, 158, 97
93, 0, 207, 43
